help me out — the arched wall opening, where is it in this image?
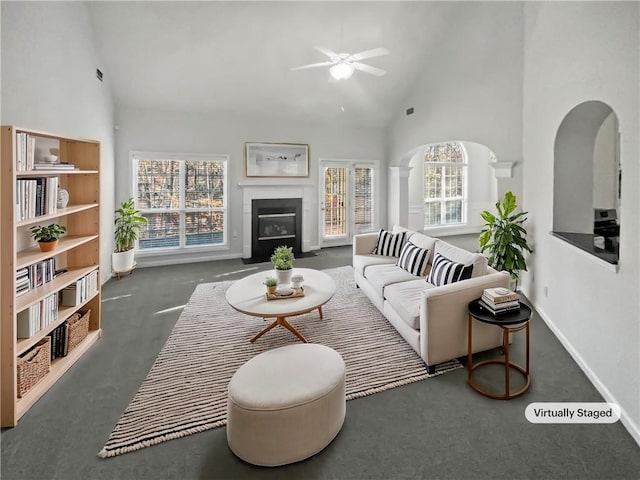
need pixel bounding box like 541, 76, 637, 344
552, 100, 620, 265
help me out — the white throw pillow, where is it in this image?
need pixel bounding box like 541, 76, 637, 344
427, 252, 474, 286
396, 241, 430, 276
372, 229, 407, 257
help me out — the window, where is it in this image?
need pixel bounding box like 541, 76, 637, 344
423, 142, 467, 228
133, 152, 228, 251
354, 167, 374, 234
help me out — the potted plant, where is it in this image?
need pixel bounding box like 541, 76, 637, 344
30, 224, 67, 252
271, 245, 294, 285
112, 197, 148, 273
263, 276, 278, 295
479, 191, 533, 290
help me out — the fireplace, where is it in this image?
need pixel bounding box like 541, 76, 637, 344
251, 198, 302, 262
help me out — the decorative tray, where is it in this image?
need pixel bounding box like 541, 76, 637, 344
265, 287, 305, 301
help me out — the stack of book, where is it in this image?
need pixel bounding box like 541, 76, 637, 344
33, 161, 78, 170
480, 287, 521, 315
16, 268, 30, 297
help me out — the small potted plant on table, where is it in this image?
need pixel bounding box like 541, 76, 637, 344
264, 276, 278, 295
271, 245, 294, 285
30, 223, 67, 252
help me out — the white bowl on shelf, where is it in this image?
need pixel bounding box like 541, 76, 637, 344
43, 154, 58, 163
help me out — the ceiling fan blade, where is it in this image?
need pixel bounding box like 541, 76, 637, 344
349, 47, 390, 62
290, 61, 334, 71
314, 46, 339, 60
352, 62, 386, 77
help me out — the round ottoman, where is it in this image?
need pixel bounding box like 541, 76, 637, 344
226, 343, 346, 467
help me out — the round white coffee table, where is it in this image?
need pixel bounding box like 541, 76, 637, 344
225, 268, 336, 343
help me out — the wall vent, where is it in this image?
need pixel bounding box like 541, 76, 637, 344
406, 107, 414, 116
96, 69, 103, 82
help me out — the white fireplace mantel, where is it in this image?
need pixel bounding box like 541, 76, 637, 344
240, 184, 316, 258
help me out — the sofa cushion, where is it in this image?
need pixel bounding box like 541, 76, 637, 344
364, 264, 418, 299
396, 241, 430, 276
427, 252, 474, 286
434, 240, 487, 277
384, 279, 436, 330
373, 229, 407, 257
353, 254, 396, 276
392, 225, 414, 235
406, 232, 437, 263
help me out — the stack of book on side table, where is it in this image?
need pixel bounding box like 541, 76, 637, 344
480, 287, 521, 315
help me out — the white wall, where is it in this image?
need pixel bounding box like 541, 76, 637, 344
1, 1, 115, 284
521, 2, 639, 443
386, 2, 524, 227
114, 106, 385, 264
593, 112, 619, 210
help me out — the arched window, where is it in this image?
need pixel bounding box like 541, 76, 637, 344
423, 142, 467, 228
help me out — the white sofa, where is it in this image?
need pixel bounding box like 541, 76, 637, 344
353, 227, 510, 373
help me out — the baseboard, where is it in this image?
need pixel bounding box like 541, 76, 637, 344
534, 303, 640, 447
136, 252, 243, 268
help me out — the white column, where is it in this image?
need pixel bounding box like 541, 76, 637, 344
387, 165, 413, 228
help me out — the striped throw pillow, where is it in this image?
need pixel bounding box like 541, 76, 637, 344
372, 229, 407, 257
396, 241, 430, 276
427, 252, 474, 286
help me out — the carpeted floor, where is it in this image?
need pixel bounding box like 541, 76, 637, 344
2, 247, 638, 479
99, 265, 460, 458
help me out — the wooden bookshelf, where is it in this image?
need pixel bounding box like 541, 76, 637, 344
1, 125, 102, 427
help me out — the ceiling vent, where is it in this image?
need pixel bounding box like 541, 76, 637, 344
96, 69, 103, 82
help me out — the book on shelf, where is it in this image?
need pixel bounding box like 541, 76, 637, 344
48, 321, 69, 360
40, 293, 58, 329
60, 271, 98, 307
24, 258, 56, 291
33, 162, 78, 170
15, 133, 36, 172
17, 303, 41, 339
15, 176, 58, 220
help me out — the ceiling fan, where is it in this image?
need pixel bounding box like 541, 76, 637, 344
291, 46, 390, 80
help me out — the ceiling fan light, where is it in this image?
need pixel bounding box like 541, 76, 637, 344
330, 62, 355, 80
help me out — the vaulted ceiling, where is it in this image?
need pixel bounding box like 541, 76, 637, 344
86, 1, 461, 128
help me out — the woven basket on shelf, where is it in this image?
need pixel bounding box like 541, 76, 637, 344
67, 309, 91, 353
17, 336, 51, 398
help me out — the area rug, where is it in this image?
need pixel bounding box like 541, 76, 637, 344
99, 265, 461, 458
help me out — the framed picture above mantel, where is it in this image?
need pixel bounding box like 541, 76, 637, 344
244, 142, 309, 177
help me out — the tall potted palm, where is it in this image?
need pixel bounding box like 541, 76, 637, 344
112, 197, 148, 273
479, 191, 533, 289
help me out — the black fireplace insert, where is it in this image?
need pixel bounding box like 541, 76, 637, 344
250, 198, 302, 262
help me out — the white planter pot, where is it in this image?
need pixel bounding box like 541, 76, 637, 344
275, 268, 293, 285
112, 249, 135, 273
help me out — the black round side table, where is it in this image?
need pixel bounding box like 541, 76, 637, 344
467, 299, 532, 400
